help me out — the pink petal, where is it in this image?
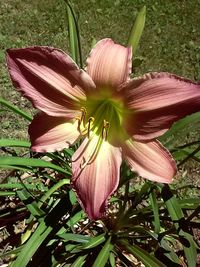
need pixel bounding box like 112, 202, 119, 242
86, 39, 132, 88
123, 139, 176, 184
29, 113, 80, 152
122, 72, 200, 140
7, 47, 95, 118
72, 136, 122, 220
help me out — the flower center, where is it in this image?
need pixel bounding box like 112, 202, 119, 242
73, 91, 131, 169
76, 93, 127, 143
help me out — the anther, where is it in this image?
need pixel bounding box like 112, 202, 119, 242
87, 117, 95, 138
80, 107, 87, 126
102, 120, 110, 140
80, 157, 87, 169
75, 116, 82, 131
75, 107, 87, 133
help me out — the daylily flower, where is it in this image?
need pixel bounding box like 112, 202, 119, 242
7, 39, 200, 220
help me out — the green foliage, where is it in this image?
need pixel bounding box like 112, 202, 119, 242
1, 113, 199, 266
0, 98, 32, 122
2, 88, 198, 267
0, 1, 200, 267
127, 6, 146, 55
64, 0, 83, 68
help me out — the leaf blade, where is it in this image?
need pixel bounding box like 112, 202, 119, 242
127, 6, 146, 55
120, 239, 166, 267
92, 236, 113, 267
0, 97, 32, 121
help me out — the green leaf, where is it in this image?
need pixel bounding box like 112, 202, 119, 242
64, 0, 82, 67
0, 139, 30, 148
67, 210, 85, 229
149, 190, 160, 233
12, 197, 71, 267
17, 189, 45, 217
0, 97, 32, 121
161, 185, 197, 267
161, 185, 184, 222
39, 179, 70, 208
0, 207, 26, 219
178, 198, 200, 209
0, 182, 47, 191
109, 252, 116, 267
71, 254, 87, 267
117, 226, 158, 240
0, 156, 70, 175
0, 191, 16, 196
177, 145, 200, 166
120, 240, 166, 267
0, 165, 33, 173
12, 221, 52, 267
179, 230, 197, 267
127, 6, 146, 55
0, 245, 24, 259
160, 112, 200, 142
92, 236, 113, 267
160, 238, 182, 265
124, 181, 152, 218
57, 233, 90, 243
63, 234, 106, 253
65, 243, 79, 253
80, 233, 106, 250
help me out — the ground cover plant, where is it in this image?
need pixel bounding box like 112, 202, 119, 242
0, 0, 200, 266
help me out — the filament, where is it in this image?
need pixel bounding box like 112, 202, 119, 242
75, 107, 87, 133
102, 120, 110, 140
87, 117, 95, 138
80, 135, 103, 169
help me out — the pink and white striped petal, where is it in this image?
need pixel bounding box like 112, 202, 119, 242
7, 47, 95, 118
29, 113, 80, 152
72, 136, 122, 220
86, 39, 132, 88
123, 72, 200, 140
123, 139, 176, 184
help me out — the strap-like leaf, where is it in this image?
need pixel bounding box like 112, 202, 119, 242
149, 190, 160, 234
80, 233, 106, 250
127, 6, 146, 55
0, 97, 32, 121
120, 239, 166, 267
92, 236, 113, 267
12, 219, 52, 267
160, 112, 200, 143
161, 185, 197, 267
71, 254, 87, 267
0, 139, 30, 148
12, 196, 72, 267
57, 233, 90, 243
64, 0, 82, 67
17, 189, 45, 217
0, 156, 70, 175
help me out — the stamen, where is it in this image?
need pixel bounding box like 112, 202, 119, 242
87, 117, 95, 138
80, 107, 87, 127
80, 157, 87, 169
80, 135, 103, 169
75, 116, 82, 131
102, 120, 110, 140
75, 107, 87, 133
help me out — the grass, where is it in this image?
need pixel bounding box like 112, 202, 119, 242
0, 1, 200, 265
0, 0, 200, 161
0, 0, 200, 139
